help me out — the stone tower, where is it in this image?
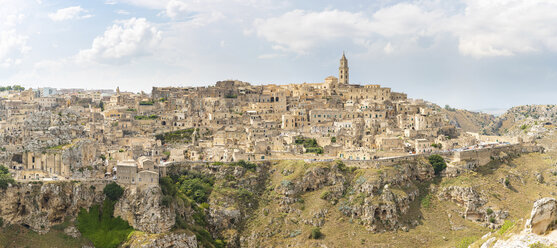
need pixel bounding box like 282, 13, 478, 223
339, 52, 349, 84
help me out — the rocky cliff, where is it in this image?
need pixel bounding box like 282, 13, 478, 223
0, 180, 108, 234
477, 197, 557, 248
114, 185, 175, 233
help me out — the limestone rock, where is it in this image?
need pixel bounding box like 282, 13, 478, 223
525, 197, 557, 235
64, 225, 81, 238
114, 185, 175, 233
0, 181, 108, 234
480, 237, 496, 248
124, 231, 198, 248
438, 186, 487, 222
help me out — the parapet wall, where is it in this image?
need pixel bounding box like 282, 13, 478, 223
346, 143, 542, 169
453, 143, 543, 165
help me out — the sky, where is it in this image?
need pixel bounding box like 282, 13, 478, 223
1, 0, 557, 111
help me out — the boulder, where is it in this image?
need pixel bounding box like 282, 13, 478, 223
526, 197, 557, 235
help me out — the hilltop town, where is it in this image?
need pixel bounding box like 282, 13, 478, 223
0, 55, 556, 248
0, 54, 527, 184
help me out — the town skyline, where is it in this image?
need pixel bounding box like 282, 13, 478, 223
2, 1, 557, 111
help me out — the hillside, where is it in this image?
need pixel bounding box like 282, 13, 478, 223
487, 105, 557, 137
438, 107, 496, 133
3, 147, 556, 248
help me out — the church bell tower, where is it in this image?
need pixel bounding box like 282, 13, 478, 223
339, 52, 349, 84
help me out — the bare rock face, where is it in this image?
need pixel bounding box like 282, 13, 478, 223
337, 161, 432, 232
0, 181, 108, 234
124, 231, 198, 248
64, 225, 81, 238
438, 186, 487, 220
114, 185, 175, 234
526, 197, 557, 235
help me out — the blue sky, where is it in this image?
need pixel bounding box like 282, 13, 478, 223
1, 0, 557, 111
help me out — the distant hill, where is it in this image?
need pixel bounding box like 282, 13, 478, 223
437, 106, 496, 133
487, 104, 557, 136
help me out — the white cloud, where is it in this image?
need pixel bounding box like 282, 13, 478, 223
165, 0, 188, 19
48, 6, 93, 21
253, 7, 441, 54
77, 18, 162, 64
383, 42, 393, 54
253, 10, 373, 54
77, 18, 161, 63
0, 30, 30, 67
450, 0, 557, 58
116, 10, 130, 15
253, 1, 557, 58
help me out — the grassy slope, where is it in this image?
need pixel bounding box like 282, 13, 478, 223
1, 148, 555, 248
441, 109, 496, 133
0, 224, 92, 248
243, 151, 557, 248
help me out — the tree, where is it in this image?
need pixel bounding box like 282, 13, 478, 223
99, 101, 105, 111
310, 227, 323, 239
428, 154, 446, 175
103, 182, 124, 201
0, 165, 14, 189
0, 165, 8, 175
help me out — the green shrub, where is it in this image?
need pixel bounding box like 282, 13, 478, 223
489, 217, 496, 223
421, 194, 432, 208
232, 160, 256, 171
103, 182, 124, 201
161, 195, 173, 207
134, 115, 158, 120
498, 220, 514, 235
214, 239, 226, 248
320, 191, 331, 200
155, 128, 197, 144
76, 200, 133, 248
310, 227, 323, 239
0, 173, 15, 190
428, 155, 447, 175
486, 208, 494, 215
529, 242, 550, 248
0, 217, 3, 227
177, 173, 214, 204
335, 160, 347, 172
0, 165, 8, 175
456, 237, 477, 248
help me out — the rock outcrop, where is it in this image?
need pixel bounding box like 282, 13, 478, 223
438, 185, 508, 228
526, 197, 557, 235
0, 181, 108, 234
114, 185, 175, 233
479, 197, 557, 248
124, 231, 198, 248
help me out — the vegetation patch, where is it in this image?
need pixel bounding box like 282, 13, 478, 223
103, 182, 124, 201
295, 137, 324, 154
76, 200, 133, 248
134, 115, 158, 120
0, 165, 15, 189
428, 154, 447, 175
497, 220, 514, 235
310, 227, 323, 239
155, 128, 198, 144
230, 160, 257, 172
160, 170, 225, 248
456, 236, 478, 248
